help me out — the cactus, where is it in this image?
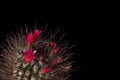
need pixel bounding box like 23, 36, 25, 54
0, 26, 74, 80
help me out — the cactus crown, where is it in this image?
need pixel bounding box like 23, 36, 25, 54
0, 27, 74, 80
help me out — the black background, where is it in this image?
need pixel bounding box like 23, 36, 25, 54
0, 7, 99, 79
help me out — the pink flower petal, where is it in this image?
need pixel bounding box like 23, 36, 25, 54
49, 42, 57, 49
52, 47, 62, 55
43, 67, 52, 73
23, 49, 36, 63
27, 33, 33, 46
33, 29, 42, 42
27, 29, 42, 46
54, 57, 62, 64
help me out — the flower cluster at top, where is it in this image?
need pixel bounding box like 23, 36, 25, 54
22, 29, 63, 74
27, 29, 42, 46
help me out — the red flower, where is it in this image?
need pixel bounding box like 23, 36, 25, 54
27, 29, 42, 46
54, 57, 62, 64
23, 49, 36, 63
27, 33, 33, 46
52, 47, 62, 55
33, 29, 42, 42
50, 42, 57, 49
43, 67, 52, 73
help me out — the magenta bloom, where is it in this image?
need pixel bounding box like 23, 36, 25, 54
27, 29, 41, 46
50, 42, 57, 49
52, 47, 62, 55
54, 57, 62, 64
43, 67, 52, 73
27, 33, 33, 46
23, 49, 36, 63
33, 29, 42, 42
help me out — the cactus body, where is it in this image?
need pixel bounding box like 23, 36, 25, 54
0, 27, 74, 80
